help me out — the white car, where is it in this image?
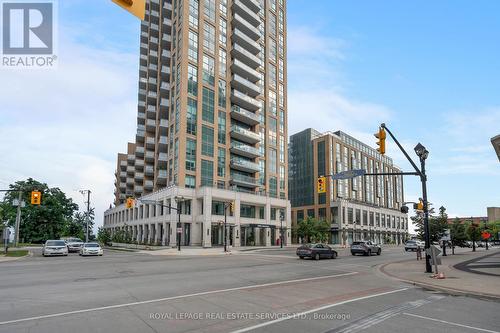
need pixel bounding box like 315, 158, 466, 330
63, 237, 84, 252
42, 240, 69, 256
79, 243, 103, 256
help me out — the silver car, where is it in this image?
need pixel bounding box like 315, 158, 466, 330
79, 243, 103, 256
63, 237, 84, 252
42, 240, 68, 257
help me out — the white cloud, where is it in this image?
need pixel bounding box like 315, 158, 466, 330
0, 31, 139, 231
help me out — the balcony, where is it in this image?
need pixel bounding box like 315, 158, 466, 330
158, 153, 168, 162
157, 169, 167, 179
120, 160, 127, 170
146, 119, 156, 133
240, 0, 260, 12
145, 151, 155, 162
230, 141, 261, 158
230, 125, 260, 144
146, 137, 155, 149
145, 165, 154, 176
230, 105, 259, 125
126, 177, 134, 185
230, 157, 260, 173
127, 154, 135, 161
232, 0, 260, 27
136, 130, 145, 142
232, 29, 260, 55
118, 182, 126, 190
231, 59, 260, 83
126, 166, 135, 175
231, 43, 260, 69
135, 159, 144, 168
145, 180, 154, 190
119, 171, 127, 180
134, 186, 144, 193
231, 89, 260, 111
231, 74, 260, 97
135, 146, 144, 157
232, 13, 260, 41
230, 173, 259, 188
134, 172, 144, 181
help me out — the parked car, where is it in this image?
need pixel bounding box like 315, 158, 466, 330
62, 237, 84, 253
351, 241, 381, 256
296, 243, 338, 260
79, 243, 103, 256
405, 240, 424, 251
42, 240, 68, 257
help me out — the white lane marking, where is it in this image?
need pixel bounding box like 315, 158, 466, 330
229, 287, 409, 333
402, 313, 500, 333
0, 271, 357, 326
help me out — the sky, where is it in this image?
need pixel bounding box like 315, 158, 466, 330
1, 0, 499, 234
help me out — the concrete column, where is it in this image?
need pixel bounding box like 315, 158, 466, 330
233, 196, 241, 248
265, 227, 271, 246
202, 191, 212, 248
162, 221, 167, 246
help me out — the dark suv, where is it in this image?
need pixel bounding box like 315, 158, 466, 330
350, 241, 381, 256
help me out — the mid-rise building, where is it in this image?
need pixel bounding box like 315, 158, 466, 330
106, 0, 290, 247
289, 129, 409, 245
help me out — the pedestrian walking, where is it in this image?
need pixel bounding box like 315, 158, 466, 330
416, 245, 422, 260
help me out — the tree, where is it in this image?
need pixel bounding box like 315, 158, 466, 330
294, 217, 330, 243
97, 227, 111, 246
465, 220, 481, 251
412, 205, 448, 243
63, 212, 86, 240
0, 178, 78, 243
450, 217, 467, 252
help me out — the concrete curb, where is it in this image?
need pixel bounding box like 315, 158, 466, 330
378, 258, 500, 301
0, 250, 32, 263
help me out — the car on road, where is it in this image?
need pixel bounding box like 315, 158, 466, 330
62, 237, 84, 252
42, 240, 69, 257
351, 241, 381, 256
79, 243, 103, 256
404, 240, 424, 251
296, 243, 338, 260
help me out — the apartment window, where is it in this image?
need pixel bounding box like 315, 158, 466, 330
376, 213, 380, 227
202, 55, 215, 86
219, 47, 226, 77
187, 98, 197, 135
317, 141, 326, 177
279, 109, 284, 133
269, 39, 277, 62
203, 22, 215, 53
307, 209, 315, 218
355, 209, 361, 224
259, 18, 265, 39
279, 84, 284, 108
212, 201, 225, 215
278, 33, 284, 57
202, 87, 215, 123
188, 0, 198, 29
219, 18, 227, 45
269, 64, 276, 89
363, 210, 368, 225
278, 9, 284, 32
270, 0, 276, 12
201, 125, 214, 156
187, 64, 198, 96
217, 147, 225, 177
218, 111, 226, 144
297, 210, 304, 221
269, 91, 277, 116
269, 13, 277, 37
186, 138, 196, 171
259, 160, 265, 185
381, 214, 386, 227
270, 148, 277, 173
347, 208, 353, 224
218, 79, 226, 108
188, 31, 198, 62
370, 212, 374, 226
269, 177, 277, 198
280, 165, 285, 189
204, 0, 215, 22
219, 0, 227, 16
278, 59, 284, 81
269, 117, 277, 146
201, 160, 213, 186
279, 135, 285, 163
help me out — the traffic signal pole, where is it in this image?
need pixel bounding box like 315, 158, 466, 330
14, 191, 22, 247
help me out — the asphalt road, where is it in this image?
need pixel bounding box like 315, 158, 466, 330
0, 247, 498, 333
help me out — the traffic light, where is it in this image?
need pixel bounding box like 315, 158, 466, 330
317, 176, 327, 194
111, 0, 146, 20
374, 127, 386, 155
229, 201, 235, 214
126, 197, 135, 209
31, 191, 41, 205
413, 200, 424, 211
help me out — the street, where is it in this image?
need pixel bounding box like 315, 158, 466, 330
0, 247, 499, 333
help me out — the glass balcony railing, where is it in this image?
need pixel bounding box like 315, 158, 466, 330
232, 74, 260, 97
230, 173, 258, 186
230, 141, 261, 157
230, 157, 260, 172
231, 44, 260, 69
231, 59, 260, 82
232, 0, 260, 26
231, 89, 260, 111
230, 105, 259, 125
230, 125, 260, 143
232, 29, 260, 54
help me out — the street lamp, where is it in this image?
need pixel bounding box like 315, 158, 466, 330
279, 209, 284, 248
414, 143, 432, 273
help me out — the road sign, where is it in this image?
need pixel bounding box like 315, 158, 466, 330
331, 169, 366, 180
440, 229, 451, 241
481, 231, 491, 240
425, 245, 441, 257
176, 227, 183, 233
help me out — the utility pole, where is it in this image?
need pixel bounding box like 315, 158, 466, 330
14, 191, 22, 247
80, 190, 91, 243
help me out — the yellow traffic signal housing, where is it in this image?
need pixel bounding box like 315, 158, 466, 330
374, 127, 386, 155
126, 197, 135, 209
317, 176, 327, 194
111, 0, 146, 20
229, 201, 235, 213
31, 191, 41, 205
413, 200, 424, 211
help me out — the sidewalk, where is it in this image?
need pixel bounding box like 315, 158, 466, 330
380, 247, 500, 300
